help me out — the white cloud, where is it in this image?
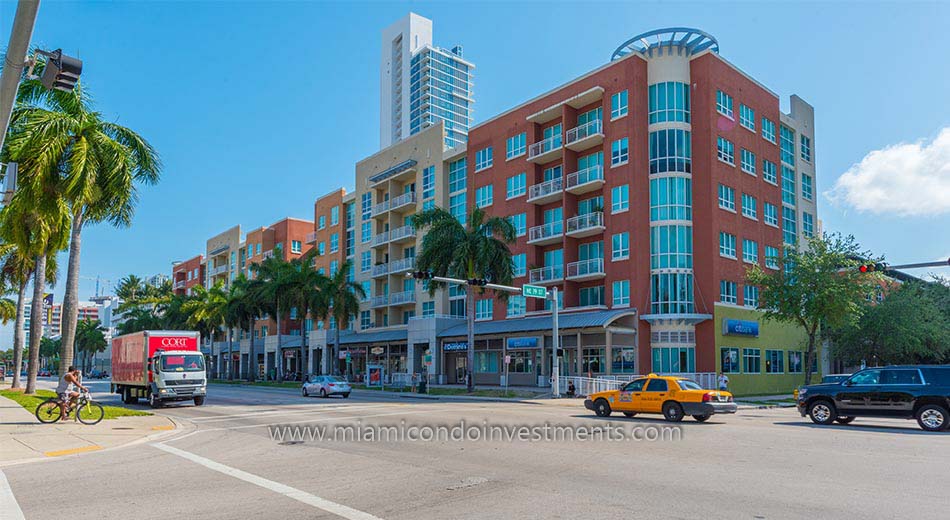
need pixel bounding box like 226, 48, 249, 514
827, 128, 950, 216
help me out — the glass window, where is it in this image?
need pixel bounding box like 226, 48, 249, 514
782, 207, 798, 245
543, 165, 562, 182
741, 149, 756, 174
475, 146, 493, 171
744, 285, 759, 307
611, 185, 629, 213
787, 351, 803, 373
716, 90, 734, 118
800, 135, 811, 162
611, 90, 629, 119
650, 225, 692, 269
612, 280, 630, 306
802, 212, 814, 238
762, 117, 776, 143
509, 213, 526, 237
507, 351, 535, 373
475, 299, 492, 320
506, 295, 526, 317
802, 174, 813, 201
763, 159, 778, 184
847, 370, 882, 385
765, 246, 780, 269
741, 193, 757, 220
650, 177, 692, 221
361, 192, 372, 219
881, 369, 922, 385
506, 172, 526, 198
579, 286, 605, 307
780, 125, 795, 165
765, 350, 784, 373
613, 351, 637, 374
650, 272, 694, 314
475, 185, 493, 208
329, 234, 339, 253
422, 301, 435, 317
449, 193, 466, 222
718, 184, 736, 211
611, 137, 629, 165
719, 232, 737, 258
448, 158, 467, 193
318, 216, 326, 230
645, 379, 669, 392
649, 129, 691, 174
720, 280, 737, 304
291, 240, 302, 254
330, 206, 339, 226
360, 251, 371, 272
582, 348, 605, 373
742, 239, 758, 264
512, 254, 527, 277
474, 352, 498, 373
318, 242, 326, 256
782, 166, 796, 206
422, 166, 435, 201
612, 232, 630, 260
648, 82, 690, 123
739, 104, 755, 131
717, 136, 735, 164
721, 348, 740, 373
742, 348, 761, 373
506, 133, 526, 160
764, 203, 779, 227
361, 222, 371, 243
652, 347, 695, 373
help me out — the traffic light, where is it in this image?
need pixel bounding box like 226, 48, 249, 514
467, 278, 489, 287
40, 49, 83, 92
411, 271, 433, 280
858, 262, 887, 273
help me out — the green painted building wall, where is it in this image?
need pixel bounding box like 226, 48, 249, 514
714, 304, 819, 396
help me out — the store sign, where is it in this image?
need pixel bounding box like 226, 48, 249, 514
338, 351, 350, 360
723, 319, 759, 337
506, 337, 540, 349
370, 347, 385, 355
283, 350, 295, 358
443, 342, 468, 352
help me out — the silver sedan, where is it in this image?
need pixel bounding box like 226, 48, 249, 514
302, 375, 352, 398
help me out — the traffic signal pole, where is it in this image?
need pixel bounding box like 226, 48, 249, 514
0, 0, 41, 159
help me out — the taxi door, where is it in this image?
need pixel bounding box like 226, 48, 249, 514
641, 378, 670, 413
616, 379, 648, 411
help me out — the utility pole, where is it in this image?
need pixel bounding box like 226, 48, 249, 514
0, 1, 41, 155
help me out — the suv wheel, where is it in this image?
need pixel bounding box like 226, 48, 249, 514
593, 398, 612, 417
916, 404, 949, 432
835, 416, 856, 425
662, 402, 684, 422
807, 400, 836, 425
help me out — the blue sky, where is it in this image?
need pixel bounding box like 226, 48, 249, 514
2, 1, 949, 310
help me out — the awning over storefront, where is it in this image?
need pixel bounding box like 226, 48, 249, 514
327, 329, 409, 346
278, 336, 304, 348
437, 309, 638, 338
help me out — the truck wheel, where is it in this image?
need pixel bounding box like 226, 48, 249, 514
662, 402, 684, 422
122, 388, 138, 405
193, 396, 205, 406
148, 393, 163, 409
593, 398, 612, 417
807, 399, 836, 425
916, 404, 949, 432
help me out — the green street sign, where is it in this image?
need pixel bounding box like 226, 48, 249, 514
522, 284, 547, 299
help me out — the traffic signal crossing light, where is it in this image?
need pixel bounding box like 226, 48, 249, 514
858, 262, 888, 273
411, 271, 433, 280
468, 278, 489, 287
40, 49, 83, 92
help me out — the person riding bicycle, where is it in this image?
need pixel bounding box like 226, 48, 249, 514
55, 366, 88, 420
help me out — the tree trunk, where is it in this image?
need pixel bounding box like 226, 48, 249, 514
275, 308, 283, 383
466, 285, 475, 393
804, 331, 817, 386
227, 327, 234, 380
11, 278, 27, 389
248, 317, 257, 382
59, 212, 84, 375
301, 310, 309, 381
25, 255, 46, 394
333, 324, 341, 377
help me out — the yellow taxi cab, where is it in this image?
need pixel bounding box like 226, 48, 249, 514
584, 374, 737, 422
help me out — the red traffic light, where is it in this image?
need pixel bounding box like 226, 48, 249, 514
859, 265, 870, 273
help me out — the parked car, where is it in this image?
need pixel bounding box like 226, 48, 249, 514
585, 374, 737, 422
38, 369, 51, 377
302, 375, 351, 398
797, 365, 950, 432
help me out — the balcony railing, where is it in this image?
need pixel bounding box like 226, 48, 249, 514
528, 134, 563, 163
174, 280, 186, 289
371, 230, 390, 247
389, 257, 415, 274
389, 225, 416, 243
370, 295, 389, 308
565, 119, 604, 150
566, 212, 604, 236
529, 265, 564, 284
389, 191, 417, 212
389, 290, 416, 306
371, 199, 391, 217
527, 177, 563, 204
371, 263, 389, 277
305, 231, 317, 244
210, 264, 228, 276
528, 221, 564, 245
567, 258, 606, 280
262, 250, 274, 260
565, 164, 604, 194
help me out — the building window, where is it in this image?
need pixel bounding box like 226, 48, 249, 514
509, 213, 526, 237
720, 280, 737, 304
650, 272, 694, 314
741, 193, 757, 220
650, 177, 692, 221
422, 166, 435, 201
361, 222, 371, 243
765, 350, 785, 373
290, 240, 301, 254
360, 192, 372, 219
475, 146, 493, 172
782, 207, 798, 245
506, 172, 526, 199
802, 212, 815, 238
513, 254, 526, 277
801, 174, 813, 201
740, 149, 756, 175
744, 285, 759, 308
611, 90, 629, 119
649, 129, 691, 174
506, 295, 526, 317
650, 225, 693, 269
800, 135, 811, 162
421, 301, 434, 317
719, 232, 737, 258
329, 233, 339, 253
475, 299, 492, 320
743, 348, 761, 373
717, 136, 735, 165
649, 82, 690, 123
652, 347, 695, 373
506, 133, 526, 160
762, 159, 777, 185
742, 239, 758, 264
716, 90, 734, 118
360, 311, 371, 329
765, 246, 780, 270
579, 286, 605, 307
611, 137, 629, 166
612, 232, 630, 261
475, 185, 493, 208
612, 280, 630, 306
788, 351, 803, 373
718, 184, 736, 211
611, 185, 629, 213
764, 203, 779, 227
583, 348, 606, 373
318, 242, 326, 256
475, 352, 499, 374
721, 348, 740, 373
780, 125, 795, 166
330, 206, 339, 226
739, 104, 755, 131
360, 251, 371, 272
449, 157, 467, 192
449, 193, 466, 222
329, 260, 338, 275
318, 216, 326, 230
782, 166, 796, 206
762, 117, 776, 144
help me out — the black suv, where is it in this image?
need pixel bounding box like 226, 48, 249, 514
797, 365, 950, 432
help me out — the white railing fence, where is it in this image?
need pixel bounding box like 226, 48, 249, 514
559, 372, 717, 397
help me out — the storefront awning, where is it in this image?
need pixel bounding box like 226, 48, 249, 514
328, 329, 409, 346
437, 309, 637, 338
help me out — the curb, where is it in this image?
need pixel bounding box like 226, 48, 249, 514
395, 393, 546, 405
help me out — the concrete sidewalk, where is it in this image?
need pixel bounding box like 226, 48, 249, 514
0, 391, 178, 466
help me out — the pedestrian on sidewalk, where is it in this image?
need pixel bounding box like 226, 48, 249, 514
718, 372, 729, 392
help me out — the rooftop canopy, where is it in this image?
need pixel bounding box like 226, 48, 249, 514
611, 27, 719, 61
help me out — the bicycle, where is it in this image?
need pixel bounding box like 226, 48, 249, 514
35, 390, 105, 425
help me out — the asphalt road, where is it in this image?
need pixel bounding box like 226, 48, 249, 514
2, 379, 948, 519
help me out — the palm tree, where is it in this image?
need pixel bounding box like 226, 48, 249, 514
243, 276, 266, 382
248, 251, 297, 381
283, 250, 330, 379
222, 277, 254, 380
115, 274, 146, 308
320, 260, 364, 377
182, 283, 227, 378
115, 305, 164, 335
75, 319, 107, 373
8, 73, 161, 377
411, 207, 516, 392
0, 247, 55, 389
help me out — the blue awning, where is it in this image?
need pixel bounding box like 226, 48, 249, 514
327, 329, 409, 346
437, 308, 637, 338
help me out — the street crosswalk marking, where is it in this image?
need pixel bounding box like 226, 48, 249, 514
0, 469, 26, 520
189, 404, 392, 423
152, 443, 384, 520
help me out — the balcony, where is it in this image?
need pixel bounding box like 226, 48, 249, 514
368, 159, 418, 186
565, 119, 604, 151
389, 225, 416, 244
389, 191, 417, 213
174, 280, 186, 290
370, 295, 389, 308
527, 134, 563, 164
565, 164, 604, 195
305, 231, 317, 244
262, 250, 274, 260
389, 290, 416, 306
389, 257, 415, 274
371, 199, 391, 218
371, 263, 389, 278
566, 258, 606, 281
527, 221, 564, 246
210, 264, 228, 276
529, 265, 564, 285
566, 212, 605, 238
370, 230, 389, 248
527, 177, 563, 205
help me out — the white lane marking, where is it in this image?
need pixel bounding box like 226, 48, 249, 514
151, 443, 383, 520
190, 404, 392, 423
196, 407, 455, 433
0, 469, 26, 520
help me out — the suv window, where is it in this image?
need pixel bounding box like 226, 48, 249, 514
645, 379, 668, 392
847, 370, 881, 385
622, 379, 647, 392
881, 369, 922, 385
921, 367, 950, 385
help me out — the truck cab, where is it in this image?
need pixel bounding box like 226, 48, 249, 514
148, 349, 207, 407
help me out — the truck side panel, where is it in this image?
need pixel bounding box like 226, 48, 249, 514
111, 331, 147, 387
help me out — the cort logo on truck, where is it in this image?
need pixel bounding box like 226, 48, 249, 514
161, 337, 189, 347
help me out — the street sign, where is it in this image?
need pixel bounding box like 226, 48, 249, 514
504, 355, 511, 365
522, 284, 546, 299
424, 354, 433, 366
